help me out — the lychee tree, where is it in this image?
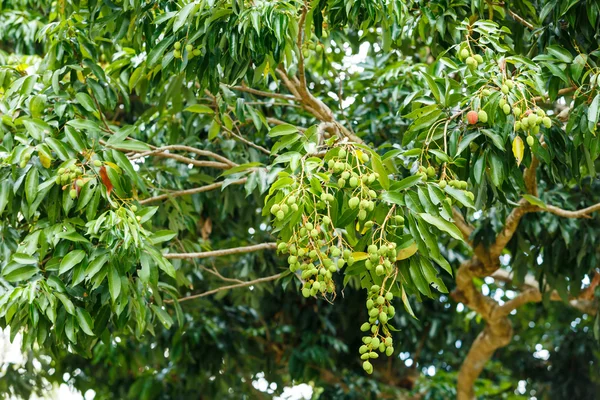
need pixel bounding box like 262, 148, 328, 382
1, 0, 600, 399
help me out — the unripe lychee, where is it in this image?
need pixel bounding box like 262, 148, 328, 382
477, 110, 488, 123
526, 136, 535, 147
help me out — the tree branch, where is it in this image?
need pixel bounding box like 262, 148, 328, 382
296, 3, 309, 90
507, 9, 534, 30
139, 178, 247, 205
168, 272, 283, 303
489, 155, 540, 258
531, 86, 576, 102
221, 123, 272, 155
452, 208, 474, 242
164, 242, 277, 259
544, 202, 600, 218
128, 145, 237, 167
146, 153, 232, 169
229, 84, 296, 101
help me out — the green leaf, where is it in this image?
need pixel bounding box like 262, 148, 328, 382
221, 162, 262, 176
481, 129, 505, 150
12, 253, 37, 265
25, 167, 38, 205
64, 125, 87, 152
85, 254, 109, 280
59, 250, 86, 275
429, 149, 450, 163
268, 124, 298, 137
409, 258, 432, 297
4, 265, 38, 282
149, 230, 177, 245
184, 104, 214, 114
419, 213, 465, 242
173, 2, 197, 32
380, 191, 405, 206
109, 140, 151, 152
588, 94, 600, 133
401, 285, 417, 319
75, 308, 95, 336
444, 186, 475, 209
108, 267, 121, 302
456, 132, 481, 156
0, 181, 10, 214
523, 194, 546, 209
391, 175, 422, 191
75, 92, 96, 113
55, 292, 75, 315
546, 45, 573, 63
421, 73, 441, 103
147, 37, 175, 68
151, 304, 174, 329
370, 153, 389, 190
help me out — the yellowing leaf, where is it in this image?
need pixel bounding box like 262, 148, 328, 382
351, 252, 369, 261
38, 148, 52, 168
76, 70, 86, 84
396, 242, 418, 260
512, 136, 524, 166
355, 149, 365, 163
104, 161, 121, 173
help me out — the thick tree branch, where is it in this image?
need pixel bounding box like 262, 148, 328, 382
296, 3, 309, 90
452, 208, 474, 242
489, 155, 540, 258
169, 272, 283, 303
164, 242, 277, 259
139, 178, 247, 205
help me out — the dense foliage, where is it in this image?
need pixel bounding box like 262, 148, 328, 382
1, 0, 600, 399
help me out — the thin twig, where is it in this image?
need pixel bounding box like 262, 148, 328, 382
167, 273, 283, 303
507, 9, 534, 30
230, 84, 296, 101
128, 145, 237, 167
164, 242, 277, 259
139, 178, 248, 205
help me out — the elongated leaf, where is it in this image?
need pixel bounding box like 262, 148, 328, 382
151, 304, 174, 329
268, 124, 298, 137
4, 265, 38, 282
76, 308, 95, 336
184, 104, 214, 114
75, 92, 96, 112
147, 37, 175, 67
59, 250, 86, 275
149, 230, 177, 245
444, 186, 475, 209
512, 136, 525, 166
55, 292, 75, 315
12, 253, 37, 265
25, 167, 38, 205
419, 213, 465, 242
523, 194, 546, 209
173, 2, 197, 32
108, 267, 121, 302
